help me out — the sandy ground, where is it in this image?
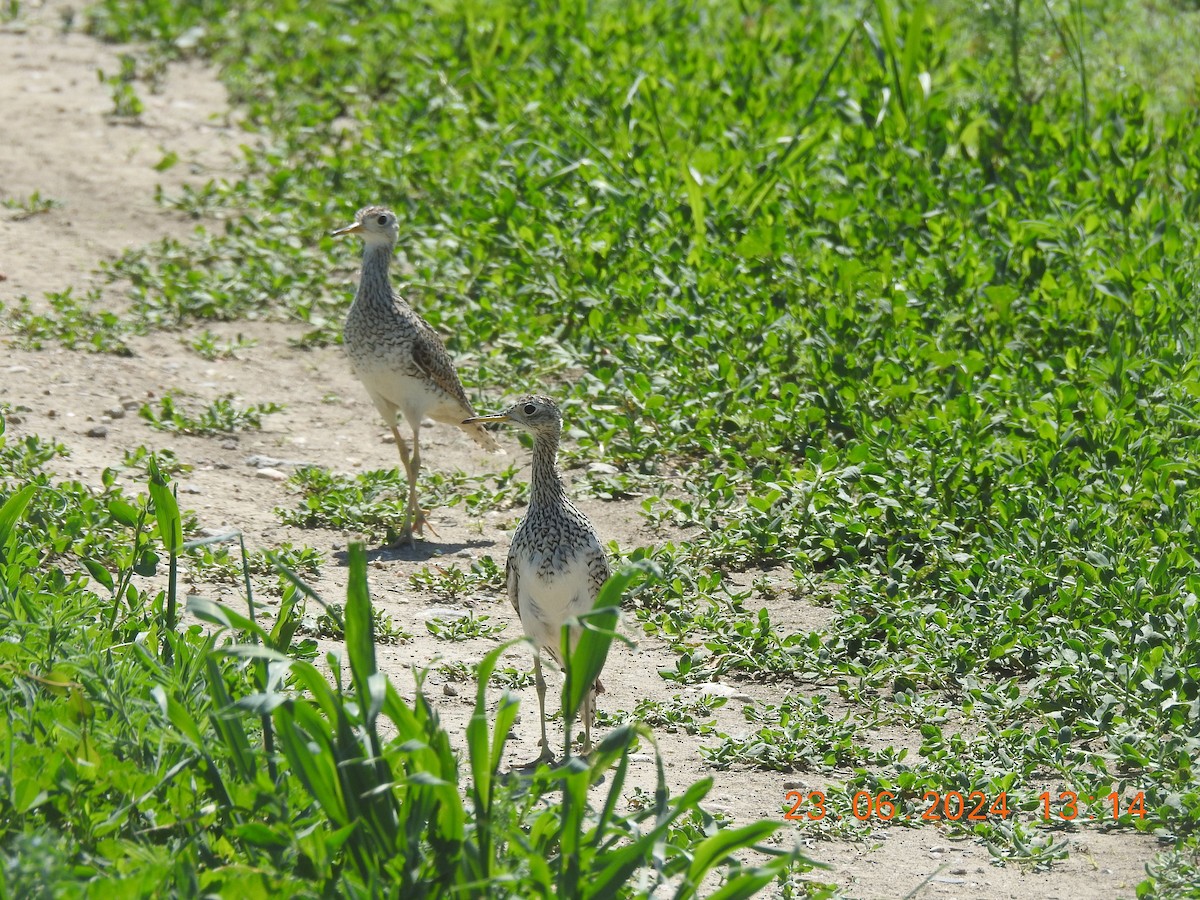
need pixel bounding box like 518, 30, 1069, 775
0, 2, 1166, 897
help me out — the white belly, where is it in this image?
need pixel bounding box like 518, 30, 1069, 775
513, 552, 598, 662
355, 366, 453, 426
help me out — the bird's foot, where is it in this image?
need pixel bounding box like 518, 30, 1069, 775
512, 755, 555, 774
384, 527, 417, 550
412, 507, 440, 538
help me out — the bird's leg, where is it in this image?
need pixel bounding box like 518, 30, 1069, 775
406, 425, 439, 537
582, 685, 595, 755
390, 425, 418, 546
530, 657, 553, 764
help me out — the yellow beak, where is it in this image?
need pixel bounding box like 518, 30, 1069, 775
331, 221, 364, 236
462, 413, 510, 425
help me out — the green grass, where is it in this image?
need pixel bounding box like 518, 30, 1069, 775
4, 0, 1200, 893
139, 393, 284, 436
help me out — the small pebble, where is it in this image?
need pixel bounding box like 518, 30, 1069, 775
86, 425, 108, 438
255, 467, 287, 482
442, 684, 459, 698
6, 365, 30, 374
105, 406, 126, 419
120, 397, 140, 410
221, 438, 238, 450
951, 868, 967, 875
686, 682, 752, 701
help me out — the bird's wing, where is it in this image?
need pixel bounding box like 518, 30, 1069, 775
409, 311, 475, 410
585, 538, 612, 608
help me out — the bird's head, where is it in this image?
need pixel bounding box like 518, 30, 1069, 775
332, 205, 399, 245
463, 395, 563, 437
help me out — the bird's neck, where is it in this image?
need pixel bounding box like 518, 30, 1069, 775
355, 242, 396, 309
530, 433, 568, 507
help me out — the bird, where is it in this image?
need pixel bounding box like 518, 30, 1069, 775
332, 205, 500, 545
463, 395, 612, 763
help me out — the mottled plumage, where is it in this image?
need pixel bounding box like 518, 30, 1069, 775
463, 395, 610, 761
334, 205, 500, 544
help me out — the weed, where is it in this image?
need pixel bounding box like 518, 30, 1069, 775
3, 191, 61, 220
409, 556, 504, 600
308, 601, 411, 645
4, 289, 130, 355
597, 694, 726, 735
184, 329, 258, 360
426, 612, 505, 642
703, 695, 868, 773
139, 393, 283, 435
97, 53, 144, 117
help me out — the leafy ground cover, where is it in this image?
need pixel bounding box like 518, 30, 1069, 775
3, 0, 1200, 895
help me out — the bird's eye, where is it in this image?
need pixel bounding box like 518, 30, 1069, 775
377, 214, 389, 225
523, 403, 537, 416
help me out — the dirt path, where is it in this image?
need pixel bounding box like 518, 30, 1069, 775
0, 3, 1160, 897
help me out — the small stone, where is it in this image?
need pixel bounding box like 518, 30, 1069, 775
686, 682, 752, 701
181, 485, 202, 494
6, 365, 30, 374
120, 397, 140, 410
442, 683, 459, 698
5, 414, 20, 425
951, 868, 967, 875
782, 780, 805, 791
86, 424, 108, 438
220, 438, 238, 450
254, 467, 287, 482
105, 406, 126, 419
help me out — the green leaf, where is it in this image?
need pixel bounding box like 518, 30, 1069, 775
147, 459, 183, 554
0, 484, 37, 563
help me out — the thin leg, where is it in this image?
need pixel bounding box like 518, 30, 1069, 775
390, 425, 417, 545
533, 657, 553, 763
408, 425, 438, 536
582, 686, 594, 755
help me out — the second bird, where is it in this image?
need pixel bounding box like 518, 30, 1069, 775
464, 395, 612, 762
334, 205, 500, 545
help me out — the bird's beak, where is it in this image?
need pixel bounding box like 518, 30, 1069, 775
331, 221, 364, 236
462, 413, 509, 425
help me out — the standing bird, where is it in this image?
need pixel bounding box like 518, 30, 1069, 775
463, 395, 611, 762
333, 205, 500, 545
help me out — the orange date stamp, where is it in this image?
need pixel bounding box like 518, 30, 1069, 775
783, 790, 1148, 823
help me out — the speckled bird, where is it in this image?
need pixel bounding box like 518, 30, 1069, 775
333, 205, 500, 544
463, 395, 611, 761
